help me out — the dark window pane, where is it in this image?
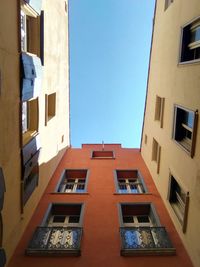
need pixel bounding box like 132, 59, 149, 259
67, 179, 75, 183
53, 215, 66, 223
137, 215, 150, 223
123, 216, 134, 223
68, 216, 80, 223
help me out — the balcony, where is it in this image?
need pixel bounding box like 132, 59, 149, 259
120, 227, 176, 256
26, 227, 82, 256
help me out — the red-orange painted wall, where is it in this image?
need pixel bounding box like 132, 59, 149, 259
8, 144, 194, 267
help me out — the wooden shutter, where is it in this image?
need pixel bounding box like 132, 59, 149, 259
23, 150, 40, 180
40, 11, 44, 65
182, 192, 189, 233
23, 169, 39, 205
22, 135, 41, 181
21, 53, 42, 101
24, 0, 42, 15
157, 145, 161, 174
22, 135, 40, 164
0, 168, 6, 212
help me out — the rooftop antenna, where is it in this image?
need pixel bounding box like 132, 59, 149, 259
102, 140, 104, 151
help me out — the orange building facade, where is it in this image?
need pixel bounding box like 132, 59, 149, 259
8, 144, 193, 267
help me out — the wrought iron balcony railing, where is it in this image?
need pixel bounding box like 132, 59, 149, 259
26, 227, 82, 256
120, 227, 176, 256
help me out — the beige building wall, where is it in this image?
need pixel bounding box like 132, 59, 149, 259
0, 0, 70, 264
141, 1, 200, 267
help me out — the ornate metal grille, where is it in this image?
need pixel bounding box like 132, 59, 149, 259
120, 227, 176, 255
26, 227, 82, 255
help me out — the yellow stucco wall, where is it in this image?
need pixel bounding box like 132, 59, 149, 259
0, 0, 70, 263
141, 1, 200, 267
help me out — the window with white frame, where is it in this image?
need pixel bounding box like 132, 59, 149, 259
120, 203, 160, 227
168, 175, 189, 232
115, 170, 146, 194
56, 169, 88, 193
26, 203, 84, 256
46, 204, 83, 227
180, 17, 200, 62
173, 105, 198, 157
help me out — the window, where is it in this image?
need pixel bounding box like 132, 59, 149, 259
20, 1, 44, 61
154, 96, 165, 128
120, 203, 160, 227
180, 17, 200, 63
173, 105, 198, 157
164, 0, 173, 10
26, 203, 83, 255
45, 93, 56, 125
22, 98, 39, 146
168, 175, 189, 233
46, 204, 83, 227
152, 138, 161, 174
115, 170, 147, 194
119, 203, 175, 256
91, 150, 114, 159
56, 169, 88, 193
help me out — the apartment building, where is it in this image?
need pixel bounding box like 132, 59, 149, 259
141, 1, 200, 267
7, 144, 193, 267
0, 0, 70, 266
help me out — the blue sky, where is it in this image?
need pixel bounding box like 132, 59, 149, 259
69, 0, 155, 148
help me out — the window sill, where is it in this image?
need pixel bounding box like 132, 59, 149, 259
178, 58, 200, 66
91, 157, 115, 160
51, 192, 89, 195
113, 192, 152, 195
172, 139, 192, 157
